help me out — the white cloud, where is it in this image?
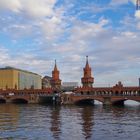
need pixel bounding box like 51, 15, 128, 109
0, 0, 22, 12
0, 45, 53, 77
70, 19, 109, 43
0, 0, 66, 43
0, 46, 10, 64
0, 0, 57, 17
135, 10, 140, 19
121, 31, 137, 38
40, 15, 140, 85
0, 0, 140, 86
48, 18, 109, 56
40, 16, 64, 42
21, 0, 56, 18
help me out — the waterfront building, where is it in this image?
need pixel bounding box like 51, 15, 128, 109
50, 60, 61, 89
81, 56, 94, 87
61, 82, 78, 91
42, 76, 52, 88
0, 66, 41, 90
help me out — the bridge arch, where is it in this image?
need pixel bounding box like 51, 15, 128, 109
115, 91, 119, 95
75, 99, 94, 105
0, 98, 6, 103
11, 98, 28, 104
112, 99, 126, 106
112, 98, 140, 106
74, 98, 103, 105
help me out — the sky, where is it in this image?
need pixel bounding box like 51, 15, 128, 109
0, 0, 140, 87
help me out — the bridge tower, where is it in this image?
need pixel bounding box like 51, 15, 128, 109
136, 0, 140, 10
81, 56, 94, 87
51, 60, 61, 89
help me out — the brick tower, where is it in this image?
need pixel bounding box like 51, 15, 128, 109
81, 56, 94, 87
51, 60, 61, 89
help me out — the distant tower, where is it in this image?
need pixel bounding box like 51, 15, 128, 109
81, 56, 94, 87
51, 60, 61, 89
136, 0, 140, 10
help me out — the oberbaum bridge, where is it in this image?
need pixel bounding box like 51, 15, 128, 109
0, 56, 140, 106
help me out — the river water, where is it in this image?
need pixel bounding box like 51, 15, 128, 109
0, 103, 140, 140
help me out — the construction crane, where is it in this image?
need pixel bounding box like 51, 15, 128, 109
136, 0, 140, 10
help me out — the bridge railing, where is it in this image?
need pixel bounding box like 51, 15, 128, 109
74, 91, 140, 97
0, 91, 61, 97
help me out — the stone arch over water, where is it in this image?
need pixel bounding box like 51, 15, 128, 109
75, 98, 103, 105
11, 98, 28, 104
0, 98, 6, 103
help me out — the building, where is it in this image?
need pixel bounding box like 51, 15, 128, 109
139, 78, 140, 87
42, 76, 52, 89
62, 82, 78, 87
0, 66, 41, 90
81, 56, 94, 87
50, 60, 61, 89
62, 82, 78, 91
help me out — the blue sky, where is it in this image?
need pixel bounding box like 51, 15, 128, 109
0, 0, 140, 86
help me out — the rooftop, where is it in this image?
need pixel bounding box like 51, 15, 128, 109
0, 66, 41, 76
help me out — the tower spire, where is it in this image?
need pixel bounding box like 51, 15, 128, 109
86, 55, 88, 62
51, 60, 61, 89
81, 56, 94, 87
86, 56, 88, 65
85, 56, 90, 68
54, 59, 58, 71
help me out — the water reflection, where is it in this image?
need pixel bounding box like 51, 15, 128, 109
0, 104, 19, 131
0, 104, 139, 140
81, 106, 94, 139
50, 106, 61, 140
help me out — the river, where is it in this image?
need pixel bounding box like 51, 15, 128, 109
0, 102, 140, 140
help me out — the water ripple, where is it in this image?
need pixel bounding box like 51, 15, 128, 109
0, 104, 140, 140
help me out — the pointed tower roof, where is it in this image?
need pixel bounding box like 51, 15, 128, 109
54, 59, 58, 71
81, 56, 94, 87
85, 56, 90, 69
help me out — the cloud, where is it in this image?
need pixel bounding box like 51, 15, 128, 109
0, 0, 140, 86
40, 16, 65, 42
0, 46, 10, 64
0, 45, 53, 77
0, 0, 56, 17
0, 0, 22, 12
21, 0, 56, 18
135, 10, 140, 19
31, 15, 140, 85
0, 0, 67, 44
59, 16, 140, 85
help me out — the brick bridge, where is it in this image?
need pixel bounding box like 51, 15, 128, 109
0, 88, 60, 104
60, 56, 140, 105
61, 83, 140, 105
0, 83, 140, 105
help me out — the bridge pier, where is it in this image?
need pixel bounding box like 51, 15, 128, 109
103, 97, 112, 105
38, 95, 61, 105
